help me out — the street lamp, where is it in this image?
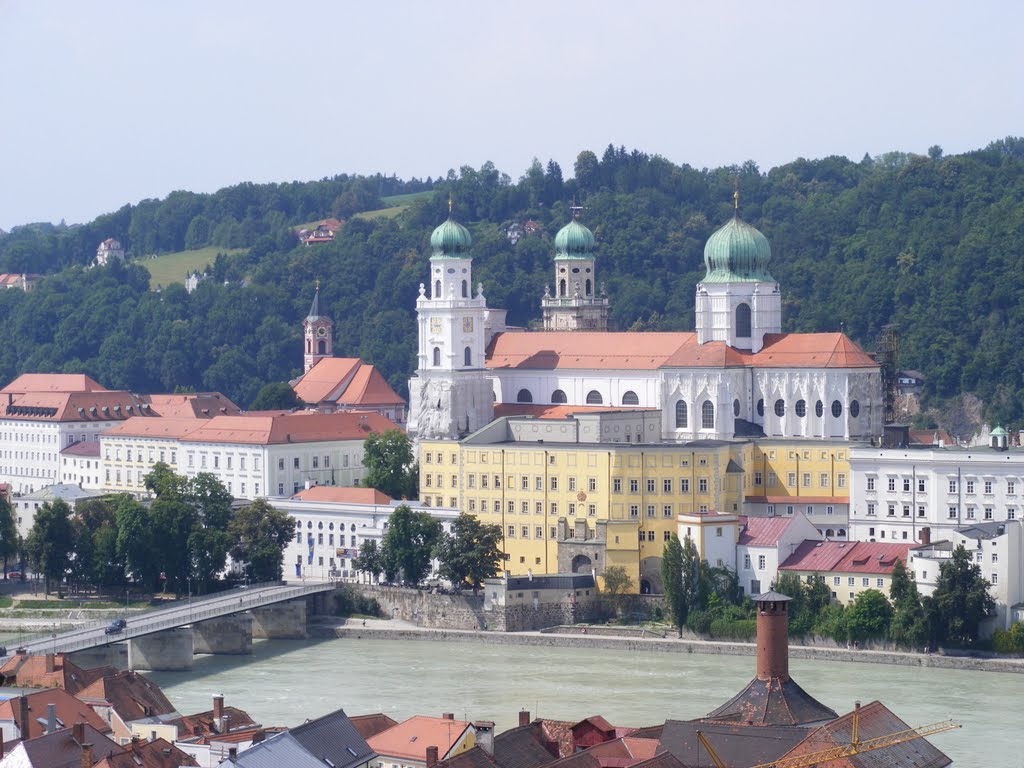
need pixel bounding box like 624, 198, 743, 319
187, 577, 192, 623
125, 587, 130, 620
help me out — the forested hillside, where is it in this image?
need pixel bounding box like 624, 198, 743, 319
1, 140, 1023, 427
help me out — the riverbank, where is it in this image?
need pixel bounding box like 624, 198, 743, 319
311, 618, 1024, 674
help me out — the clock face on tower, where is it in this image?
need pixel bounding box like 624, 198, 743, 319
430, 318, 442, 334
316, 326, 328, 337
462, 317, 474, 333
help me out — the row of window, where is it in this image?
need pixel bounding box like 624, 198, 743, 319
430, 474, 718, 494
867, 477, 1017, 495
864, 503, 1018, 521
432, 347, 474, 367
301, 532, 358, 547
515, 389, 641, 406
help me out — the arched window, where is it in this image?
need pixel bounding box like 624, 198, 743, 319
551, 389, 567, 403
825, 529, 835, 538
815, 400, 824, 418
317, 339, 326, 355
701, 401, 714, 429
774, 399, 785, 417
733, 399, 740, 417
434, 280, 441, 298
850, 400, 861, 418
432, 347, 441, 366
464, 347, 472, 366
757, 399, 764, 417
736, 303, 752, 338
831, 400, 843, 418
305, 339, 311, 353
586, 390, 603, 405
517, 389, 533, 403
795, 400, 806, 418
675, 400, 688, 428
461, 280, 468, 298
585, 278, 592, 296
622, 391, 639, 406
559, 279, 567, 297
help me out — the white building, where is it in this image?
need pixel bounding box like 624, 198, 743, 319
0, 374, 142, 495
409, 203, 883, 445
274, 486, 459, 581
910, 520, 1024, 632
60, 440, 103, 490
95, 237, 125, 266
101, 410, 400, 500
735, 513, 821, 597
11, 483, 104, 538
849, 438, 1024, 545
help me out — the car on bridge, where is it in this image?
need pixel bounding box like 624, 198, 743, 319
104, 618, 127, 635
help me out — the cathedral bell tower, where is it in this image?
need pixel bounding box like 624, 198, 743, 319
303, 281, 334, 373
695, 193, 781, 352
541, 206, 609, 331
407, 203, 493, 441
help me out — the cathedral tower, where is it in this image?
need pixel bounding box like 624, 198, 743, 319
541, 207, 609, 331
695, 194, 781, 352
303, 281, 334, 373
407, 206, 493, 441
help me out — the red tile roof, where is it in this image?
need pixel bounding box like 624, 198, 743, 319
94, 737, 200, 768
779, 541, 910, 575
0, 653, 110, 694
293, 358, 405, 407
485, 332, 877, 371
102, 417, 205, 440
350, 713, 400, 740
778, 540, 854, 573
292, 486, 394, 504
165, 705, 255, 738
61, 440, 101, 457
139, 392, 241, 418
737, 516, 799, 547
1, 373, 107, 394
180, 411, 400, 446
493, 404, 655, 420
12, 723, 122, 768
368, 715, 472, 762
909, 429, 953, 446
76, 670, 177, 722
0, 391, 143, 422
0, 688, 110, 739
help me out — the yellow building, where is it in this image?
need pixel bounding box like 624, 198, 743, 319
420, 409, 750, 594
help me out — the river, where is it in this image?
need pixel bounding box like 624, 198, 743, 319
143, 635, 1011, 767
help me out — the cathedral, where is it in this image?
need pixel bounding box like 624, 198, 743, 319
408, 199, 882, 444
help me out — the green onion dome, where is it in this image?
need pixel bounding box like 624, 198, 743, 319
430, 215, 472, 259
554, 218, 595, 260
702, 213, 774, 283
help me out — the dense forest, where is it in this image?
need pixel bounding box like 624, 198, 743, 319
1, 139, 1023, 428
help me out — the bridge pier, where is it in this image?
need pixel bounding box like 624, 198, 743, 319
128, 628, 194, 671
70, 644, 127, 670
193, 613, 253, 655
251, 601, 307, 639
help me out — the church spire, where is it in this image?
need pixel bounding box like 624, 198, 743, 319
302, 280, 333, 373
307, 279, 322, 320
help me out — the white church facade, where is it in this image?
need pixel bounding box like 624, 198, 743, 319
409, 198, 883, 444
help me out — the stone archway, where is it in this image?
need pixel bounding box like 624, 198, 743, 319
571, 554, 592, 573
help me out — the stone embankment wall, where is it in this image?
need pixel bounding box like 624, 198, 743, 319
312, 623, 1024, 674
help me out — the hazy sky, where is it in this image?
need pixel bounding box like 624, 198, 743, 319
1, 1, 1021, 230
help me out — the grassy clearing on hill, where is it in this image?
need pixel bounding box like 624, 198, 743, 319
139, 247, 247, 290
381, 191, 434, 206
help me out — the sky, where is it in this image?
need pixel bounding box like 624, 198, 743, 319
1, 0, 1022, 231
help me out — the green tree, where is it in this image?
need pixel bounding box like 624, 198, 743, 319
353, 539, 383, 583
249, 382, 302, 411
433, 513, 502, 589
932, 544, 996, 647
228, 498, 295, 582
115, 495, 161, 587
661, 534, 686, 636
24, 499, 75, 594
0, 495, 18, 575
602, 565, 633, 597
680, 535, 701, 615
888, 558, 927, 649
361, 430, 418, 500
380, 504, 442, 585
845, 589, 894, 642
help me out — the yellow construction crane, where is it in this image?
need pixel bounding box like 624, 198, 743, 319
695, 716, 961, 768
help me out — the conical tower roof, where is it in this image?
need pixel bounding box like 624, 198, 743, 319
702, 210, 774, 283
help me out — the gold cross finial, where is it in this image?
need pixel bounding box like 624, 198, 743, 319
733, 189, 739, 210
570, 195, 583, 220
315, 278, 320, 291
448, 193, 453, 215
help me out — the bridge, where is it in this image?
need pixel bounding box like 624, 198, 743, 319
10, 581, 335, 671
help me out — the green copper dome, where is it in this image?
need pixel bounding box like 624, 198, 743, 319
702, 213, 774, 283
554, 218, 595, 260
430, 215, 472, 259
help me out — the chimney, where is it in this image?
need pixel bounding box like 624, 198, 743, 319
0, 727, 4, 758
425, 746, 439, 767
920, 527, 931, 546
442, 713, 454, 721
47, 703, 57, 734
755, 592, 791, 682
474, 722, 495, 756
213, 694, 224, 728
18, 696, 29, 738
80, 743, 93, 768
518, 710, 530, 727
45, 653, 55, 673
229, 747, 238, 761
73, 722, 85, 744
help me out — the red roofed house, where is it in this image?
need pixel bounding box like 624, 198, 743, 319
100, 410, 401, 500
736, 513, 821, 597
0, 272, 42, 291
779, 540, 911, 605
0, 687, 110, 740
0, 653, 111, 695
367, 714, 476, 768
75, 670, 179, 744
407, 206, 882, 443
292, 284, 405, 423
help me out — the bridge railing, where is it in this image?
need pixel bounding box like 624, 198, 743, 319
18, 582, 335, 655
